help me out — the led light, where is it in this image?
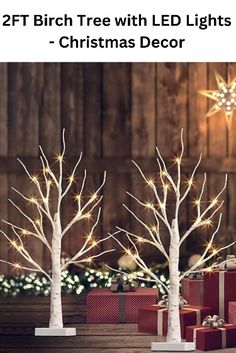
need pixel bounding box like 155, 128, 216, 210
30, 197, 37, 204
31, 175, 38, 183
147, 179, 155, 187
56, 155, 63, 162
145, 202, 153, 209
21, 229, 28, 235
187, 178, 193, 186
86, 257, 92, 263
211, 198, 218, 206
75, 194, 81, 201
137, 236, 144, 243
91, 193, 98, 201
68, 175, 74, 183
14, 263, 21, 269
194, 199, 201, 206
85, 213, 92, 220
175, 157, 181, 164
204, 219, 212, 226
92, 240, 97, 247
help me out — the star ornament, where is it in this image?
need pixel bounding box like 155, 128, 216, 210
200, 73, 236, 123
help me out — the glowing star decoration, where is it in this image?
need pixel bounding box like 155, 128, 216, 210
200, 73, 236, 123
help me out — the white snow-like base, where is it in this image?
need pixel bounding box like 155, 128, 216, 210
35, 327, 76, 336
151, 341, 196, 351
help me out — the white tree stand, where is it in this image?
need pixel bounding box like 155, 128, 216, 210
35, 327, 76, 336
151, 341, 195, 351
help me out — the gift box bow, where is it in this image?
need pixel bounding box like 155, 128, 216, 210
213, 255, 236, 271
158, 295, 188, 309
110, 274, 138, 292
188, 272, 204, 280
202, 315, 225, 329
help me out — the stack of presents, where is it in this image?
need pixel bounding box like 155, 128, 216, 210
86, 259, 236, 351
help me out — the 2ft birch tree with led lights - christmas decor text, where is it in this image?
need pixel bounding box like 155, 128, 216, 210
110, 129, 235, 351
0, 130, 113, 336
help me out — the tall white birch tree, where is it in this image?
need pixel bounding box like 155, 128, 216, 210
110, 130, 235, 343
0, 130, 113, 329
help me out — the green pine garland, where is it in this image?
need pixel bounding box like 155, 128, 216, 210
0, 266, 169, 296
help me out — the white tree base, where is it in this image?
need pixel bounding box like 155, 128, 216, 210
151, 341, 196, 351
35, 327, 76, 336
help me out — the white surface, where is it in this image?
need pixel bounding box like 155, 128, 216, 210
0, 0, 235, 61
151, 341, 196, 351
35, 327, 76, 336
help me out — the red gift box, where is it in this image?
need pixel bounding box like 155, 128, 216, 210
186, 324, 236, 351
181, 278, 204, 306
204, 270, 236, 321
229, 301, 236, 324
86, 288, 158, 324
138, 305, 214, 338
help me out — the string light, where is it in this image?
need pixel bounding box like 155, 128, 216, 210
31, 175, 38, 183
14, 263, 21, 269
68, 175, 75, 183
34, 219, 40, 225
147, 179, 155, 187
92, 240, 97, 247
204, 219, 212, 226
43, 167, 49, 174
137, 236, 144, 243
194, 199, 201, 206
85, 213, 92, 220
56, 155, 63, 162
187, 178, 193, 186
30, 197, 37, 204
74, 194, 81, 201
21, 229, 29, 235
145, 202, 153, 209
174, 157, 181, 164
91, 193, 98, 201
211, 198, 218, 206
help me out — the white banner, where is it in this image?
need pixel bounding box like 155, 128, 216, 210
0, 0, 235, 61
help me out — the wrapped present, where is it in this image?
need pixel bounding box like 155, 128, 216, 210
181, 276, 204, 306
204, 270, 236, 321
110, 274, 138, 292
87, 288, 158, 324
186, 315, 236, 351
138, 304, 214, 338
229, 301, 236, 324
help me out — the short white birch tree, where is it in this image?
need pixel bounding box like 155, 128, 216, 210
110, 130, 235, 344
0, 130, 113, 330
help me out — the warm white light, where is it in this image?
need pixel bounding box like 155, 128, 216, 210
91, 193, 98, 201
30, 197, 37, 204
145, 202, 153, 209
147, 179, 155, 187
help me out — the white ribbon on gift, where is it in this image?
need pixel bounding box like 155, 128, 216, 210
193, 324, 232, 349
156, 305, 201, 336
219, 271, 225, 320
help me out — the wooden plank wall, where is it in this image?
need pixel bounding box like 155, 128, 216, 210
0, 62, 236, 274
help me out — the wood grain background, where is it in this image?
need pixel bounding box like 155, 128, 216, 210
0, 62, 236, 274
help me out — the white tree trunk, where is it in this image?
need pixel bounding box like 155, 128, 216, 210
167, 219, 181, 343
49, 213, 63, 328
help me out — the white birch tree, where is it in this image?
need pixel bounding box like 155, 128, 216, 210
0, 130, 113, 330
110, 129, 235, 345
